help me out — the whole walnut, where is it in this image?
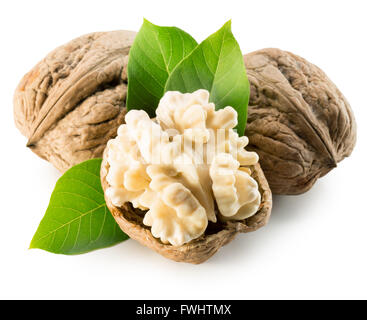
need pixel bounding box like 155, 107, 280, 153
14, 30, 136, 172
244, 48, 356, 195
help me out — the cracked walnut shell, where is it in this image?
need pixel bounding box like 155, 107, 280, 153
13, 30, 136, 172
244, 48, 357, 195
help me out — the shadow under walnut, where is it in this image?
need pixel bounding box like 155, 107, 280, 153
100, 149, 272, 264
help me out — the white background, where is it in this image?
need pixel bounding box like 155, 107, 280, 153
0, 0, 366, 300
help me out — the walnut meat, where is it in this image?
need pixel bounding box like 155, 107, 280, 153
244, 48, 357, 195
104, 90, 265, 250
13, 30, 136, 172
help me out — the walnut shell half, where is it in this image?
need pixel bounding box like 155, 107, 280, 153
100, 148, 272, 264
244, 48, 357, 195
14, 30, 136, 172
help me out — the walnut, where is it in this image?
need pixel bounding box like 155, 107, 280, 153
101, 150, 272, 264
244, 48, 357, 195
102, 90, 269, 259
13, 30, 136, 172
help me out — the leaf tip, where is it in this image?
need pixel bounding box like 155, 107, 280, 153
143, 18, 155, 27
28, 241, 36, 250
224, 20, 232, 30
29, 235, 38, 250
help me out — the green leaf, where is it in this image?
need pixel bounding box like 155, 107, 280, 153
30, 159, 128, 255
127, 19, 198, 117
165, 21, 250, 135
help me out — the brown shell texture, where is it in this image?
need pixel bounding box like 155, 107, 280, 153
244, 48, 357, 194
101, 148, 272, 264
14, 30, 136, 172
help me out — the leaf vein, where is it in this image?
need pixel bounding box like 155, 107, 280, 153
59, 177, 102, 197
54, 191, 100, 205
33, 204, 105, 243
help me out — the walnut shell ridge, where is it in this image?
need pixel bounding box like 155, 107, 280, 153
101, 148, 272, 264
14, 30, 136, 172
244, 48, 357, 195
